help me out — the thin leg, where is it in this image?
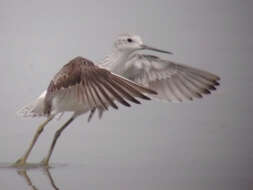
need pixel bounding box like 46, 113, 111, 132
41, 115, 75, 166
13, 115, 54, 167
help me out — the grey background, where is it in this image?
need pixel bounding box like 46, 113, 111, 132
0, 0, 253, 189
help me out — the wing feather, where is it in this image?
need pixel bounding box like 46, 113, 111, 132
44, 56, 157, 118
122, 54, 220, 102
96, 77, 130, 107
107, 79, 141, 104
89, 81, 108, 110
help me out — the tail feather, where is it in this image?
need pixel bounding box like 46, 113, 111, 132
17, 91, 47, 118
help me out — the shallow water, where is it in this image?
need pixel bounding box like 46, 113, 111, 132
0, 161, 251, 190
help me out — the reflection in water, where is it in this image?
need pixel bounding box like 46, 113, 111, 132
43, 168, 59, 190
17, 167, 59, 190
18, 170, 38, 190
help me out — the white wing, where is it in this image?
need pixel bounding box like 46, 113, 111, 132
122, 54, 220, 102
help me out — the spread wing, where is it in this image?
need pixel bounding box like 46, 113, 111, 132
44, 56, 157, 115
122, 54, 220, 102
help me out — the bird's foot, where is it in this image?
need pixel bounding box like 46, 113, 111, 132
12, 157, 27, 167
40, 158, 49, 168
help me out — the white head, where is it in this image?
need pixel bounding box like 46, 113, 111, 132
113, 33, 172, 54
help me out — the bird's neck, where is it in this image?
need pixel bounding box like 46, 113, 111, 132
100, 48, 133, 74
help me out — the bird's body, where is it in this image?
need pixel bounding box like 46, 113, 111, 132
19, 34, 219, 120
14, 33, 220, 167
18, 56, 156, 119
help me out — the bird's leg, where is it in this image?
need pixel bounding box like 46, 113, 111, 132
41, 115, 75, 166
13, 115, 54, 167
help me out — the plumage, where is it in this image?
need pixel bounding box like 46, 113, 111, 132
42, 56, 157, 116
18, 56, 157, 119
19, 34, 220, 120
102, 52, 220, 103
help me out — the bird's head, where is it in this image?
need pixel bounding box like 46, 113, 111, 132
113, 33, 172, 54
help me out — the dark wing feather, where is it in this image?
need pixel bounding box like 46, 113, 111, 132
44, 56, 86, 114
44, 56, 157, 116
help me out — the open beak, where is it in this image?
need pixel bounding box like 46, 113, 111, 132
141, 44, 173, 54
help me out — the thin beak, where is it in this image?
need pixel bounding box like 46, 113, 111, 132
141, 44, 173, 54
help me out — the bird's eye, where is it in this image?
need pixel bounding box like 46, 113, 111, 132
127, 38, 133, 43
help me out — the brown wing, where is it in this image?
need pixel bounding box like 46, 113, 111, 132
44, 56, 157, 115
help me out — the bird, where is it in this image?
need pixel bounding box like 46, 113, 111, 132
13, 56, 157, 167
14, 33, 220, 167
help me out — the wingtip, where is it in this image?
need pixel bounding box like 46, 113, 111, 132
150, 89, 158, 95
142, 95, 152, 100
